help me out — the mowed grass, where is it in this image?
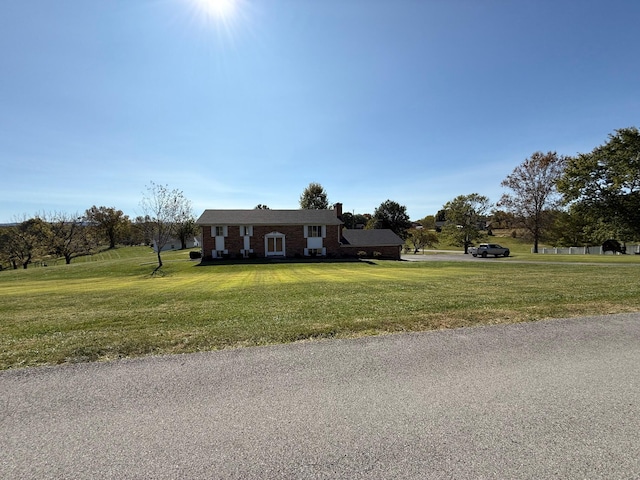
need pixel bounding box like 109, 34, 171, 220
2, 246, 640, 369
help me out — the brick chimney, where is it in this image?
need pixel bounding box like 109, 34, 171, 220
334, 202, 343, 220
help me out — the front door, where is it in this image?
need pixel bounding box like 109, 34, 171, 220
265, 233, 285, 257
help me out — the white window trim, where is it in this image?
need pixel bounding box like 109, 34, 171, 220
265, 232, 286, 257
305, 225, 325, 238
212, 225, 228, 237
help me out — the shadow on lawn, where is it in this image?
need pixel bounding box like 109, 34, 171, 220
195, 257, 378, 267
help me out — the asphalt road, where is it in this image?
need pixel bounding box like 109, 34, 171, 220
2, 314, 640, 479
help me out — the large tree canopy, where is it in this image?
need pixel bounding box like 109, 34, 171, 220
85, 205, 129, 249
441, 193, 490, 253
370, 200, 411, 238
2, 217, 51, 269
299, 182, 329, 209
558, 127, 640, 240
499, 151, 566, 253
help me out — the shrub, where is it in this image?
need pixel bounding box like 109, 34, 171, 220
189, 251, 202, 259
373, 251, 382, 258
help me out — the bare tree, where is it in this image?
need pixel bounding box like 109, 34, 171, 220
499, 151, 566, 253
47, 212, 94, 264
140, 182, 191, 272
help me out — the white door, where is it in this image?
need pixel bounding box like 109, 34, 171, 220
265, 233, 285, 257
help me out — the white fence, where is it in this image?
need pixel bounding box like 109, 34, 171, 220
535, 244, 640, 255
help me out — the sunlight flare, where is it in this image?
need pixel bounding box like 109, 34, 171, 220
193, 0, 236, 19
183, 0, 252, 42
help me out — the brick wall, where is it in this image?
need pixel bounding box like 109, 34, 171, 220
200, 224, 342, 259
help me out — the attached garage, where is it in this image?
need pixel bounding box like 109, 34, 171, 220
340, 229, 404, 260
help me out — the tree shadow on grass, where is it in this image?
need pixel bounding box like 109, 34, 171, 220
195, 257, 378, 267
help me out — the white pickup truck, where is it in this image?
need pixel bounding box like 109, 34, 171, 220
469, 243, 510, 258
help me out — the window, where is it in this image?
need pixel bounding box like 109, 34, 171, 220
215, 226, 224, 237
307, 225, 322, 237
241, 226, 252, 236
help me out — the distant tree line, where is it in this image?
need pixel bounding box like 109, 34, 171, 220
0, 183, 196, 270
2, 127, 639, 269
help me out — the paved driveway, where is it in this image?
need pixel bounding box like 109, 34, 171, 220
2, 313, 640, 479
402, 251, 479, 262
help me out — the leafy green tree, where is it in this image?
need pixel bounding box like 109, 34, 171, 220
435, 209, 447, 223
418, 215, 436, 230
489, 209, 516, 230
434, 209, 447, 232
341, 211, 354, 229
299, 182, 329, 209
3, 217, 51, 269
371, 200, 411, 238
85, 206, 129, 249
176, 217, 197, 250
129, 216, 153, 246
341, 212, 370, 230
354, 213, 370, 228
441, 194, 490, 253
406, 228, 439, 253
168, 196, 196, 250
499, 151, 566, 253
0, 227, 13, 269
558, 127, 640, 240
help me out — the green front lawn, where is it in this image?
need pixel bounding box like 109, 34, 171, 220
1, 246, 639, 369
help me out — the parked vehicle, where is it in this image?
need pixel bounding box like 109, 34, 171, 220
470, 243, 510, 258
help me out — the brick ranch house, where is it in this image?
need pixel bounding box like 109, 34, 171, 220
196, 203, 404, 260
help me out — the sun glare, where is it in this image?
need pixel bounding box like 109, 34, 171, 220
183, 0, 251, 44
194, 0, 236, 20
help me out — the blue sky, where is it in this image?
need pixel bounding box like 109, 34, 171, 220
1, 0, 639, 223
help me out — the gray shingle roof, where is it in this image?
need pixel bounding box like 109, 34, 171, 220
196, 209, 343, 226
341, 229, 404, 247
